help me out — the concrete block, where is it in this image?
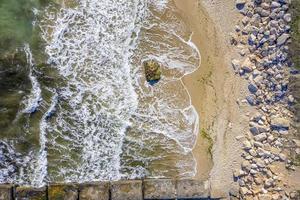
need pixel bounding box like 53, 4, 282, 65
176, 179, 209, 199
79, 182, 109, 200
0, 184, 12, 200
15, 186, 47, 200
144, 179, 176, 200
111, 180, 142, 200
48, 183, 78, 200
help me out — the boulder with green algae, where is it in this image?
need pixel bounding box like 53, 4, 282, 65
48, 184, 78, 200
0, 184, 13, 200
79, 182, 110, 200
15, 186, 47, 200
143, 60, 162, 83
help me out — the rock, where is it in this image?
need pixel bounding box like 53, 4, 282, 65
16, 187, 47, 200
270, 116, 289, 129
239, 186, 249, 196
177, 179, 209, 199
246, 95, 256, 105
277, 33, 290, 46
256, 159, 265, 168
79, 182, 109, 200
242, 160, 251, 171
248, 83, 258, 93
243, 140, 252, 150
242, 58, 253, 72
264, 178, 274, 188
143, 179, 176, 200
254, 177, 263, 185
236, 0, 246, 9
254, 133, 267, 142
111, 180, 142, 200
271, 2, 281, 8
279, 153, 286, 161
0, 185, 13, 200
144, 60, 161, 84
283, 13, 291, 22
250, 126, 259, 135
48, 184, 78, 200
232, 59, 240, 70
288, 95, 294, 103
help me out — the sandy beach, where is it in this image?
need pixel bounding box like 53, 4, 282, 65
175, 0, 300, 198
174, 0, 251, 196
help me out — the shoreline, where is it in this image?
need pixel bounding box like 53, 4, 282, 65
174, 0, 253, 197
175, 0, 300, 199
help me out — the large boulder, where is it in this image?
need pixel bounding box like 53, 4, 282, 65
143, 60, 161, 84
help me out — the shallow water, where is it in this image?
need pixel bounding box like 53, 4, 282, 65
0, 0, 200, 186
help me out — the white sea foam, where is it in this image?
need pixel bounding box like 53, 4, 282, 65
23, 44, 42, 114
19, 0, 202, 184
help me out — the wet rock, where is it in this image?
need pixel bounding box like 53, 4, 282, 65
144, 179, 176, 200
111, 180, 142, 200
0, 185, 12, 200
79, 182, 109, 200
16, 186, 46, 200
177, 179, 209, 199
48, 184, 78, 200
144, 60, 161, 84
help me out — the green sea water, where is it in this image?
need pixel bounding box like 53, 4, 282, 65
0, 0, 200, 186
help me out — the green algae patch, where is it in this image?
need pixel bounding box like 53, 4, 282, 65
290, 0, 300, 69
48, 184, 78, 200
200, 129, 213, 157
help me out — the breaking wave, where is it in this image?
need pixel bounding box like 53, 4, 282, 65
0, 0, 200, 186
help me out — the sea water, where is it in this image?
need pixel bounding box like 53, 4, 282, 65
0, 0, 200, 186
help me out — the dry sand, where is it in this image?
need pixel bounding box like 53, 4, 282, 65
174, 0, 258, 197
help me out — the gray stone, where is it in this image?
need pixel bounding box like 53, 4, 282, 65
246, 95, 256, 105
250, 126, 259, 135
231, 59, 240, 70
16, 186, 47, 200
177, 179, 209, 199
144, 179, 176, 200
248, 83, 258, 93
243, 140, 252, 150
79, 182, 109, 200
254, 133, 267, 142
277, 33, 290, 46
270, 116, 289, 128
0, 185, 12, 200
236, 0, 246, 6
283, 13, 291, 22
48, 184, 78, 200
111, 180, 142, 200
271, 2, 281, 8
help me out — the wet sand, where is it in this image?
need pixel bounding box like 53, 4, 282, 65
174, 0, 254, 197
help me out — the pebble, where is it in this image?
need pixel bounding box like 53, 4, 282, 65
248, 83, 258, 93
231, 0, 294, 198
277, 33, 290, 46
243, 140, 252, 149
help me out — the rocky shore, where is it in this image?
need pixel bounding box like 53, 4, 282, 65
230, 0, 300, 199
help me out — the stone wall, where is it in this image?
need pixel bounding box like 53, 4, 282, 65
0, 179, 212, 200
